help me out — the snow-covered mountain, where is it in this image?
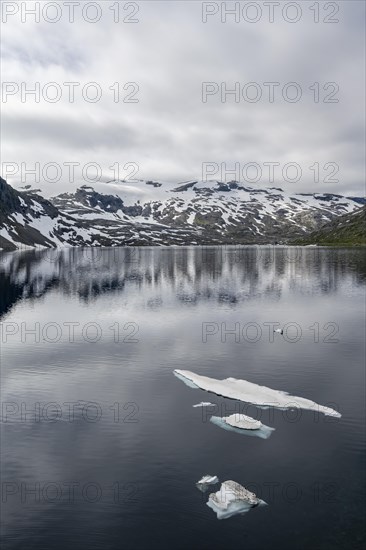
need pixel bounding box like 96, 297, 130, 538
0, 177, 123, 251
0, 176, 364, 250
50, 179, 365, 244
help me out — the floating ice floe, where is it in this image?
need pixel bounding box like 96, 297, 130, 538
210, 415, 274, 439
224, 413, 262, 430
174, 369, 341, 418
192, 402, 215, 408
198, 475, 219, 485
196, 474, 219, 493
207, 480, 267, 520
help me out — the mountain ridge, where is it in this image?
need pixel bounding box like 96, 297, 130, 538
293, 206, 366, 246
1, 177, 364, 251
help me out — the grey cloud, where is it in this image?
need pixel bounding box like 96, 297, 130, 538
2, 113, 138, 150
1, 0, 364, 197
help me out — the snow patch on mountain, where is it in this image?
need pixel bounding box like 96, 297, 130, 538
1, 177, 364, 250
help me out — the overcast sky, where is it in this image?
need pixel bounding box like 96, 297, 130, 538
1, 0, 365, 197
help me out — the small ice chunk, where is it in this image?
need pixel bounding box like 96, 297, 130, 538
207, 480, 266, 520
210, 416, 274, 439
196, 474, 219, 493
193, 402, 215, 408
198, 475, 219, 485
224, 413, 262, 430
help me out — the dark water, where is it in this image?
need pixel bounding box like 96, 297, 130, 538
0, 246, 365, 550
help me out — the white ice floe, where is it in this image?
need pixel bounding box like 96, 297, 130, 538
210, 416, 274, 439
198, 475, 219, 485
224, 413, 262, 430
174, 370, 341, 418
192, 402, 215, 408
196, 474, 219, 493
207, 480, 266, 520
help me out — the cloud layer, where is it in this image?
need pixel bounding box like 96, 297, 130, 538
1, 1, 365, 197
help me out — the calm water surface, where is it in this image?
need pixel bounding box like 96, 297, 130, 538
0, 246, 365, 550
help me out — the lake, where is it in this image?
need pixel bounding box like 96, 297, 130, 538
0, 246, 365, 549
